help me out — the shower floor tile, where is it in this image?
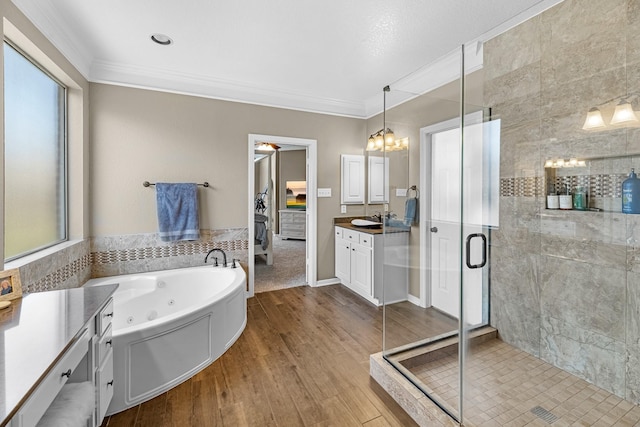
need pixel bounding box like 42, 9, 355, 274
403, 338, 640, 426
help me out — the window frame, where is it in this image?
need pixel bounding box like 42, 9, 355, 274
3, 38, 69, 262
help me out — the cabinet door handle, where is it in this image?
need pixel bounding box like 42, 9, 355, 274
61, 369, 72, 378
107, 380, 114, 387
104, 312, 114, 318
106, 339, 113, 347
430, 227, 438, 233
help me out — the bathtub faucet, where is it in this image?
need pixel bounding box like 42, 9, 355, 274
205, 248, 227, 267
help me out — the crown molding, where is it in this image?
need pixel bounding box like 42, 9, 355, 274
363, 43, 483, 119
10, 0, 92, 77
89, 60, 368, 118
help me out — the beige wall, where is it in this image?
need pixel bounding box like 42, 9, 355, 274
90, 83, 366, 280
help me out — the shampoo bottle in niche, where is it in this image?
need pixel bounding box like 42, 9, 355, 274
559, 185, 573, 210
622, 168, 640, 214
547, 184, 559, 209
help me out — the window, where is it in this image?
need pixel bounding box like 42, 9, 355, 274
3, 41, 67, 261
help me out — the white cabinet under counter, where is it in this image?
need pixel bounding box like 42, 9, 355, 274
334, 225, 408, 305
1, 284, 118, 427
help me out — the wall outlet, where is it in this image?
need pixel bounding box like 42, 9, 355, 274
318, 188, 332, 197
396, 188, 407, 197
341, 204, 347, 213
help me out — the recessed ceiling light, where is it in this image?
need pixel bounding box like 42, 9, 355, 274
150, 34, 172, 46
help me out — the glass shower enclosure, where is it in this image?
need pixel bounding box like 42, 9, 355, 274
379, 46, 501, 424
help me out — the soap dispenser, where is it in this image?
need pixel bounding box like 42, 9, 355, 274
622, 168, 640, 214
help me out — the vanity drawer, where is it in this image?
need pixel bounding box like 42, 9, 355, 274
97, 324, 113, 366
343, 229, 360, 244
96, 349, 114, 423
359, 234, 373, 248
97, 298, 114, 337
17, 329, 90, 427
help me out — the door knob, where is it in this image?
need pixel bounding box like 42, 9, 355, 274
430, 227, 438, 233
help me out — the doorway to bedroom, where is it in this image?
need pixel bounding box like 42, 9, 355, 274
247, 134, 317, 297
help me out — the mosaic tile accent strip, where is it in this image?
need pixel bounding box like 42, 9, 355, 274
500, 177, 543, 197
91, 239, 249, 265
501, 174, 627, 198
27, 253, 92, 293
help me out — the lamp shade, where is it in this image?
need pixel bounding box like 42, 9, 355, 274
384, 128, 395, 145
582, 107, 606, 130
366, 136, 376, 151
610, 100, 639, 125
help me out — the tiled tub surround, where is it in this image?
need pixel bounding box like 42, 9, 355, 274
14, 239, 93, 294
485, 0, 640, 405
90, 228, 249, 277
10, 228, 248, 294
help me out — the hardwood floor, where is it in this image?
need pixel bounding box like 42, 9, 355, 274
102, 285, 418, 427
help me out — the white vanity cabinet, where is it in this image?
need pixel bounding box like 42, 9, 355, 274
334, 226, 408, 305
95, 299, 115, 423
2, 286, 117, 427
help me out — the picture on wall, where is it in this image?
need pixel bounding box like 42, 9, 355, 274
286, 181, 306, 210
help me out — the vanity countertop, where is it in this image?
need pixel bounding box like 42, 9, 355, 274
0, 284, 118, 426
333, 217, 410, 235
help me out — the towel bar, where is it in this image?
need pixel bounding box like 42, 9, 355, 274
143, 181, 209, 187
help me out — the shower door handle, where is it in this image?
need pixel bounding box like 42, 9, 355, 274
465, 233, 487, 269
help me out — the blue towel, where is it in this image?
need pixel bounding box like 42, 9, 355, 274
156, 183, 200, 242
404, 197, 418, 226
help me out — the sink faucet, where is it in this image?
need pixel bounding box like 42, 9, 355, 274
205, 248, 227, 267
371, 212, 382, 222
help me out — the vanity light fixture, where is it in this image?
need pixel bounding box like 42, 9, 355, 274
366, 128, 407, 152
583, 94, 640, 130
610, 99, 639, 125
544, 158, 586, 168
150, 33, 173, 45
582, 107, 606, 130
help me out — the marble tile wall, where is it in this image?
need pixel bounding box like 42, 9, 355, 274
485, 0, 640, 404
90, 228, 249, 277
17, 240, 92, 294
15, 228, 249, 294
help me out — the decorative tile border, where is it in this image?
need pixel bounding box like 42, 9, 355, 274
21, 229, 250, 294
91, 239, 248, 265
500, 177, 543, 197
27, 254, 93, 293
500, 174, 626, 198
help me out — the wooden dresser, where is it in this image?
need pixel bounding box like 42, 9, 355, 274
279, 210, 306, 240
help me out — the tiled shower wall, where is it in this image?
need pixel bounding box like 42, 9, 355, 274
15, 229, 248, 294
485, 0, 640, 403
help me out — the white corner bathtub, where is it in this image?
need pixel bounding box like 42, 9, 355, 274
85, 265, 246, 415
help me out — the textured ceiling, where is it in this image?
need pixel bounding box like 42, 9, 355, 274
11, 0, 563, 117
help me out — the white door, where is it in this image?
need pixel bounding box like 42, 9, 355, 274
430, 127, 462, 318
429, 115, 488, 325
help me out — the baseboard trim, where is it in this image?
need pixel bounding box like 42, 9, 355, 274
314, 277, 341, 287
407, 294, 422, 307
